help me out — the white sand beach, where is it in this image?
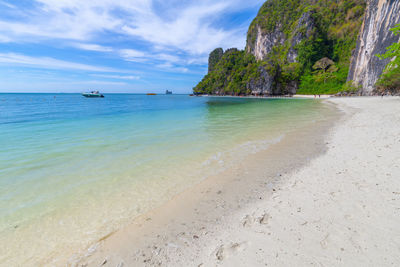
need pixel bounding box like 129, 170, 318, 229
77, 97, 400, 267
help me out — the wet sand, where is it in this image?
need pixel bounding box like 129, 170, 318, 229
76, 97, 400, 267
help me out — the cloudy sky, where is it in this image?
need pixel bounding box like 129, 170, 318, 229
0, 0, 264, 93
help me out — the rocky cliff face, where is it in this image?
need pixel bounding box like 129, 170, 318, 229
348, 0, 400, 95
194, 0, 382, 96
246, 66, 274, 95
247, 11, 314, 63
287, 12, 315, 63
244, 8, 315, 95
247, 26, 285, 61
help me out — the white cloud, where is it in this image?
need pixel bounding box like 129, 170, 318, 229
115, 48, 192, 72
0, 0, 263, 52
156, 63, 189, 73
0, 34, 11, 43
119, 49, 147, 62
70, 80, 128, 86
186, 56, 209, 65
73, 43, 113, 52
0, 0, 16, 9
91, 74, 140, 80
119, 1, 246, 55
155, 53, 181, 63
0, 0, 264, 76
0, 53, 120, 72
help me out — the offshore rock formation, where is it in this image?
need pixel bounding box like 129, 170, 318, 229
348, 0, 400, 94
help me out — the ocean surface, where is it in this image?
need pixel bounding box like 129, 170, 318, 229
0, 93, 331, 265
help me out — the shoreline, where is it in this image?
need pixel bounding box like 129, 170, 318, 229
75, 98, 341, 266
1, 95, 333, 266
195, 94, 333, 99
77, 97, 400, 266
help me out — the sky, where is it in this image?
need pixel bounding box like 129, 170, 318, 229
0, 0, 264, 93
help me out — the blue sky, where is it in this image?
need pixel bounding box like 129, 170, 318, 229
0, 0, 264, 93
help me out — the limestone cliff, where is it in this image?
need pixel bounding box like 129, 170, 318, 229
194, 0, 397, 96
243, 8, 316, 95
247, 11, 315, 64
348, 0, 400, 95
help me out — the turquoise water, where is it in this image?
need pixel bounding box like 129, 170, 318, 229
0, 94, 330, 265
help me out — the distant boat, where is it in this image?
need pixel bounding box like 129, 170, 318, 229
147, 93, 157, 95
165, 90, 172, 95
82, 91, 104, 98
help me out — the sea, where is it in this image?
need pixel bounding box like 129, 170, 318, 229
0, 93, 332, 265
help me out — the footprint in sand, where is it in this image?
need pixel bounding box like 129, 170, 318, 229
259, 213, 271, 224
320, 234, 330, 249
242, 215, 255, 227
242, 213, 271, 227
215, 242, 249, 261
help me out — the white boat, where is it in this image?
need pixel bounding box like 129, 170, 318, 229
82, 91, 104, 98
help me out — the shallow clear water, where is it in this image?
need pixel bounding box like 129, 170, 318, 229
0, 94, 330, 265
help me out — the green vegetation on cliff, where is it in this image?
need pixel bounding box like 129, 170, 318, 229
376, 24, 400, 94
194, 0, 366, 95
208, 48, 224, 73
194, 49, 263, 95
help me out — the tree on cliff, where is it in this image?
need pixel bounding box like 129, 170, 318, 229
312, 57, 338, 84
376, 24, 400, 94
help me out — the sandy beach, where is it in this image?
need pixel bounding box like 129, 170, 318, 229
77, 97, 400, 267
